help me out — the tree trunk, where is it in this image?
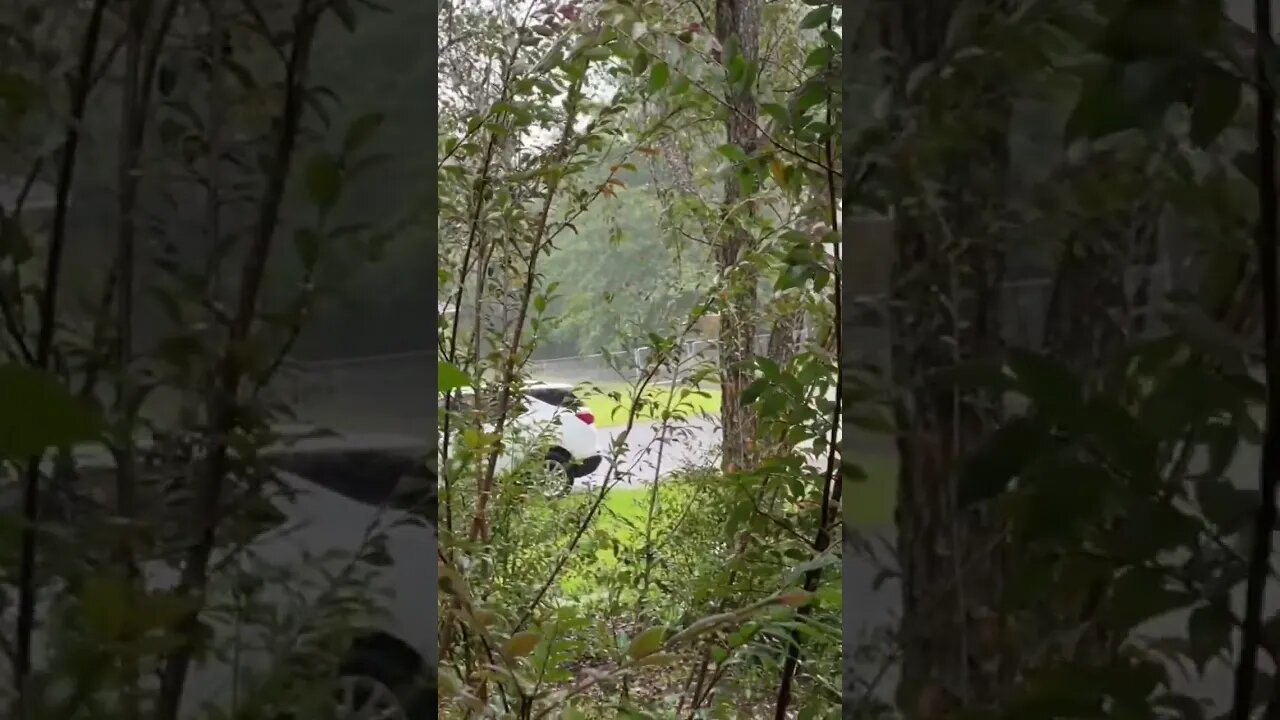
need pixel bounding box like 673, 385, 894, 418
766, 308, 801, 366
1042, 233, 1129, 379
878, 0, 1013, 715
1043, 196, 1162, 378
891, 217, 1010, 718
1127, 200, 1165, 338
714, 0, 761, 472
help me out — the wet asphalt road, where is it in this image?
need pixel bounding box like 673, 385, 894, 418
574, 416, 722, 489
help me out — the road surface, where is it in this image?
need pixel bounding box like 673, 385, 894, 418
573, 414, 835, 490
575, 416, 722, 489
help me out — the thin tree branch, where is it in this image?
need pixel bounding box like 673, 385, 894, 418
12, 0, 109, 712
773, 16, 842, 712
153, 2, 320, 716
625, 28, 840, 177
1230, 0, 1280, 713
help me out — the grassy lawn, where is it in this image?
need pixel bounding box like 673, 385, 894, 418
556, 482, 692, 597
551, 453, 898, 597
591, 457, 899, 534
579, 382, 721, 428
593, 483, 676, 539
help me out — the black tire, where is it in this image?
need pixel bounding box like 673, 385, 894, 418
337, 645, 432, 720
544, 447, 575, 497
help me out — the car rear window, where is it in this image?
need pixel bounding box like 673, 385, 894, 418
390, 466, 436, 523
270, 450, 423, 507
451, 388, 535, 418
451, 390, 483, 413
526, 387, 581, 409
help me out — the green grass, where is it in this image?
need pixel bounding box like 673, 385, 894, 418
595, 484, 660, 536
555, 482, 693, 597
595, 458, 899, 534
549, 454, 898, 598
580, 382, 722, 428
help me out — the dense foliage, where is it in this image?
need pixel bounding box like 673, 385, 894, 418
437, 0, 842, 717
0, 0, 434, 718
845, 1, 1280, 719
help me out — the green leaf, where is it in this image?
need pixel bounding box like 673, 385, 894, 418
792, 81, 827, 116
804, 45, 833, 68
157, 65, 177, 96
1139, 363, 1224, 441
0, 364, 101, 460
799, 5, 833, 30
958, 416, 1050, 507
631, 51, 649, 76
777, 589, 814, 607
503, 631, 541, 659
1006, 349, 1082, 418
1082, 397, 1159, 483
0, 74, 38, 115
648, 62, 669, 93
1228, 146, 1259, 181
628, 625, 666, 660
1196, 477, 1256, 534
1164, 304, 1252, 360
760, 102, 789, 128
1109, 496, 1199, 563
1189, 67, 1241, 148
741, 379, 768, 407
1064, 70, 1144, 142
293, 228, 322, 269
0, 215, 33, 264
1018, 460, 1113, 542
634, 652, 679, 667
1188, 602, 1232, 672
330, 0, 357, 31
1195, 420, 1240, 481
305, 154, 342, 212
535, 43, 565, 74
361, 543, 392, 567
1100, 0, 1217, 61
736, 166, 755, 198
343, 112, 385, 154
716, 143, 748, 164
942, 358, 1015, 393
81, 575, 129, 640
439, 362, 471, 394
438, 666, 464, 698
1104, 567, 1192, 633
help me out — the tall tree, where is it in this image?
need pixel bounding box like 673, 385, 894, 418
1042, 149, 1167, 383
714, 0, 761, 472
875, 0, 1013, 715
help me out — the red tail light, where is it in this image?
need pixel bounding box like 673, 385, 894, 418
575, 411, 595, 425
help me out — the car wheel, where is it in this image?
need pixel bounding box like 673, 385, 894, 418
335, 648, 431, 720
543, 448, 575, 497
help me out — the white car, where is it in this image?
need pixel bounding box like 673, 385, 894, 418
452, 382, 605, 494
4, 429, 436, 720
